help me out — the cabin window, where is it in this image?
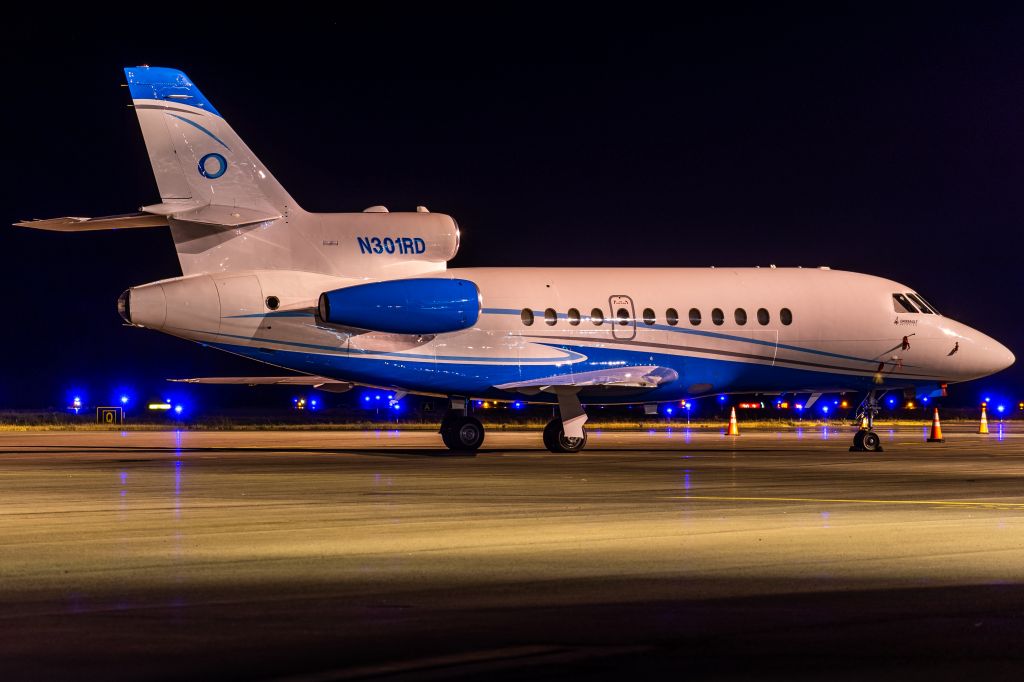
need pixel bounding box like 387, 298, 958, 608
689, 308, 702, 325
616, 308, 631, 326
757, 308, 769, 325
780, 308, 793, 325
590, 308, 605, 325
892, 293, 918, 314
734, 308, 747, 325
544, 308, 557, 325
642, 308, 656, 325
567, 308, 581, 326
666, 308, 679, 326
711, 308, 725, 326
907, 293, 934, 314
521, 308, 534, 326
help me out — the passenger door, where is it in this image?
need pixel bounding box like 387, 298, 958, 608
609, 295, 637, 340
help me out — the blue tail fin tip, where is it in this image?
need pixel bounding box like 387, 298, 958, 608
123, 66, 222, 118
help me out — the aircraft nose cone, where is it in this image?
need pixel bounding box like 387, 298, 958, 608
975, 332, 1015, 377
996, 343, 1015, 372
945, 320, 1015, 380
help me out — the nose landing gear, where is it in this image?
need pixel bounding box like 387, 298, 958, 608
851, 429, 882, 452
850, 391, 884, 452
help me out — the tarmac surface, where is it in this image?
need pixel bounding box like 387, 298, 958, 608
1, 424, 1023, 680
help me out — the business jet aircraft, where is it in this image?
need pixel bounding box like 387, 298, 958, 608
17, 66, 1015, 453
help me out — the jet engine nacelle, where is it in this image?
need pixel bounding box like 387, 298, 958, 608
318, 278, 481, 334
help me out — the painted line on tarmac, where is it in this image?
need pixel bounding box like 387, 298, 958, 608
674, 495, 1024, 510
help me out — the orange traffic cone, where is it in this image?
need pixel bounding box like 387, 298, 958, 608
726, 407, 740, 436
979, 405, 990, 434
926, 407, 944, 442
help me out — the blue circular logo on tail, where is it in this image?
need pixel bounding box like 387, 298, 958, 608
197, 153, 227, 179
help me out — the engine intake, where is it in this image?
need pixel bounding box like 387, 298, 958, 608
318, 278, 480, 334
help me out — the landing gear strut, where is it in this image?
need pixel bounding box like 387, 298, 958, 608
850, 391, 884, 452
439, 397, 485, 451
543, 418, 588, 453
543, 389, 589, 453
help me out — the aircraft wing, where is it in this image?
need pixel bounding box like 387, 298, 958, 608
495, 366, 678, 394
169, 376, 354, 393
14, 212, 169, 231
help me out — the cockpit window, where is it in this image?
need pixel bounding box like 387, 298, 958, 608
892, 293, 918, 314
908, 293, 939, 315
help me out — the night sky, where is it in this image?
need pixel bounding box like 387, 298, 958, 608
2, 10, 1022, 409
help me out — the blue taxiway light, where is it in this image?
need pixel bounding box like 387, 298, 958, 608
174, 405, 183, 415
998, 405, 1006, 413
120, 395, 129, 405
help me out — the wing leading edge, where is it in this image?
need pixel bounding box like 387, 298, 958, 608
495, 366, 678, 395
169, 376, 353, 393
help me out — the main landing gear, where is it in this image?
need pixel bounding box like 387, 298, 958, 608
439, 392, 590, 453
543, 418, 588, 453
850, 391, 884, 452
543, 389, 589, 453
439, 413, 485, 451
438, 397, 485, 451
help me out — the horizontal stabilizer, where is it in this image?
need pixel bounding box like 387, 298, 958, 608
495, 366, 678, 394
141, 202, 282, 226
14, 213, 168, 232
169, 376, 353, 393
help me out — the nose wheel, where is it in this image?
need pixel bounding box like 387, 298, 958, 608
850, 390, 884, 452
851, 429, 882, 452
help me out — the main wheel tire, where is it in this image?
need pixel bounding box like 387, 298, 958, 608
851, 429, 867, 450
543, 418, 588, 453
439, 416, 458, 448
441, 416, 485, 451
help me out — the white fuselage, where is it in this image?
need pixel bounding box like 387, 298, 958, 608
121, 265, 1014, 404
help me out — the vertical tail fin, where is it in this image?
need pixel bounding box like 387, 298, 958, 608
124, 66, 299, 217
122, 66, 456, 279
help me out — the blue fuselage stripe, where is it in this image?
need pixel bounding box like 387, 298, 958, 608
203, 339, 935, 403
